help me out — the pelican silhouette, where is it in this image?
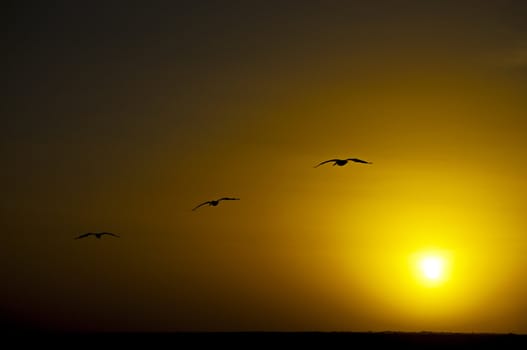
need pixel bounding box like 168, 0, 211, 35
314, 158, 373, 168
192, 197, 240, 211
75, 232, 120, 239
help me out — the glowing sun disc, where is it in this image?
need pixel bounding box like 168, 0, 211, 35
420, 256, 444, 280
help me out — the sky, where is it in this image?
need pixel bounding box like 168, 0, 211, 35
3, 0, 527, 333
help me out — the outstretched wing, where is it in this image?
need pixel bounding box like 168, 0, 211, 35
102, 232, 120, 238
314, 159, 338, 168
192, 201, 211, 211
347, 158, 372, 164
219, 197, 240, 201
75, 233, 92, 239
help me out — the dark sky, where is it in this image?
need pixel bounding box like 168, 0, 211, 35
3, 0, 527, 332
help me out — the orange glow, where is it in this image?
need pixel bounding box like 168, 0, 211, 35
3, 1, 527, 334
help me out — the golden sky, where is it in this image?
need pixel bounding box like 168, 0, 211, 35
3, 1, 527, 332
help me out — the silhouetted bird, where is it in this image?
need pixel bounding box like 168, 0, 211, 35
192, 197, 240, 211
314, 158, 373, 168
75, 232, 120, 239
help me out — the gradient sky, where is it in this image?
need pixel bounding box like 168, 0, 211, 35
3, 0, 527, 332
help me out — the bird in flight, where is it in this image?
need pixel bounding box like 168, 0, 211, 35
314, 158, 373, 168
75, 232, 120, 239
192, 197, 240, 211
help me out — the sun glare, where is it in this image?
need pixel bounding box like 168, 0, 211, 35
420, 256, 443, 280
411, 250, 451, 286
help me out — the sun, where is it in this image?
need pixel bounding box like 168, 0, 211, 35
420, 256, 444, 280
411, 250, 451, 286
